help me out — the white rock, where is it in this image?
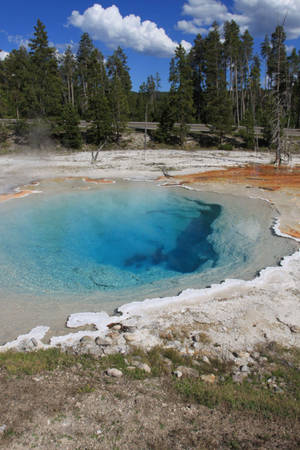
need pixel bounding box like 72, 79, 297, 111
202, 356, 210, 364
95, 336, 113, 347
105, 368, 123, 378
232, 372, 248, 383
131, 361, 151, 373
200, 374, 216, 384
124, 334, 136, 343
173, 370, 183, 378
176, 366, 199, 378
0, 425, 7, 434
138, 363, 151, 373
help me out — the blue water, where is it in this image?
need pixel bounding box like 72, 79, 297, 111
0, 181, 298, 304
0, 183, 222, 294
1, 181, 299, 344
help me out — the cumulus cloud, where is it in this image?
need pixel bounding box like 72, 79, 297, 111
68, 3, 191, 57
0, 50, 9, 61
178, 0, 300, 39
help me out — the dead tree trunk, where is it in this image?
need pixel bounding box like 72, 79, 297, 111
91, 141, 106, 164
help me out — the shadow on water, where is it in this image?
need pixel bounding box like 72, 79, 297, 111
125, 200, 221, 274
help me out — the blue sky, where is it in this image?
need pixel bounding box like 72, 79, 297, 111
1, 1, 300, 91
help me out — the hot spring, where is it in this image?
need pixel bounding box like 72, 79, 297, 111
0, 180, 298, 343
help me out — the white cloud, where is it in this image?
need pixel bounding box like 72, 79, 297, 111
68, 3, 191, 57
7, 34, 30, 48
178, 0, 300, 39
0, 50, 9, 61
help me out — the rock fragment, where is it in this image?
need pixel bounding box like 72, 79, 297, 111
131, 361, 151, 373
200, 374, 216, 384
105, 368, 123, 378
176, 366, 199, 378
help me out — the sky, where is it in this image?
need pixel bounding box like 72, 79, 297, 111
1, 0, 300, 91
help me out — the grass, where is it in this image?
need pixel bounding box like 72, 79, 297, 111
175, 344, 300, 419
0, 348, 95, 375
0, 344, 299, 421
175, 377, 300, 419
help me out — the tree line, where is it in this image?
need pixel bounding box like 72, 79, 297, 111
0, 19, 299, 161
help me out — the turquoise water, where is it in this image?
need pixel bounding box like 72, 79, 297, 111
0, 181, 298, 343
0, 183, 222, 293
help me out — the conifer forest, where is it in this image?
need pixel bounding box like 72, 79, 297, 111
1, 19, 300, 163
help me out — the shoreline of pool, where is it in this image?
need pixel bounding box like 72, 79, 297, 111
0, 149, 300, 357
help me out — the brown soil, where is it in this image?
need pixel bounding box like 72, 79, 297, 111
0, 367, 299, 450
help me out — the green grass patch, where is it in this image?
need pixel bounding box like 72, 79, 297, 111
175, 377, 300, 418
175, 344, 300, 419
0, 349, 95, 375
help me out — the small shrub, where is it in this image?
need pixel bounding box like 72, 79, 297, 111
0, 123, 10, 144
218, 143, 233, 150
14, 119, 29, 143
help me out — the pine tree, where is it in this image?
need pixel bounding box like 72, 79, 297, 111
242, 109, 255, 149
29, 19, 62, 118
203, 22, 226, 123
60, 104, 82, 149
224, 20, 241, 125
155, 101, 175, 144
241, 29, 254, 120
109, 75, 129, 143
4, 46, 33, 119
169, 44, 194, 146
60, 46, 76, 106
76, 33, 95, 116
268, 25, 288, 164
249, 55, 261, 123
189, 34, 205, 122
107, 47, 132, 94
207, 92, 234, 146
261, 34, 271, 89
87, 89, 113, 146
0, 60, 8, 117
107, 47, 131, 142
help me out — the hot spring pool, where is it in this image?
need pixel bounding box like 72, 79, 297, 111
0, 180, 298, 343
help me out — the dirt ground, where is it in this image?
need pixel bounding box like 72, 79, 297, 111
0, 365, 299, 450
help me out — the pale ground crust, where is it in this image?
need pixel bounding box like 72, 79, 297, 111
0, 149, 300, 357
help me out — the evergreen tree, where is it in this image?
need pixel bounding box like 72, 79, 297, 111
107, 47, 132, 94
249, 55, 261, 123
267, 25, 288, 164
76, 33, 95, 116
4, 46, 33, 118
241, 29, 254, 120
109, 75, 129, 143
189, 34, 205, 121
203, 22, 225, 123
241, 109, 255, 149
224, 20, 241, 125
107, 47, 131, 142
155, 101, 175, 144
261, 34, 271, 89
87, 89, 113, 146
169, 44, 194, 146
28, 19, 62, 118
0, 60, 9, 117
207, 91, 234, 145
60, 104, 82, 149
60, 46, 76, 106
